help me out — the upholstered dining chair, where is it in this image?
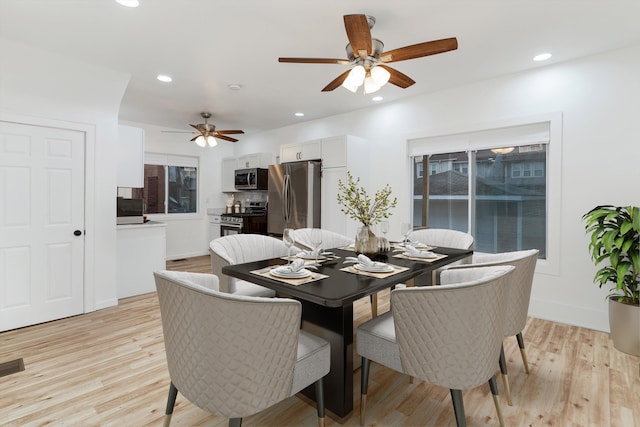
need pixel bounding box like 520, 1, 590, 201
357, 266, 515, 427
209, 234, 302, 297
154, 270, 331, 427
292, 227, 384, 317
444, 249, 539, 405
408, 228, 474, 285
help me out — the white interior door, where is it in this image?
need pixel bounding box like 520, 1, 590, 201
0, 121, 85, 332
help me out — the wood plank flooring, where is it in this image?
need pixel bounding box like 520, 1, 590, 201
1, 255, 638, 426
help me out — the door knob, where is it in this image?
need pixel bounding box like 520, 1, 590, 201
74, 230, 82, 236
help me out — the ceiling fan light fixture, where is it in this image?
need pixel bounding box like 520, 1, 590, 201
370, 66, 390, 86
491, 147, 515, 154
206, 136, 218, 147
194, 135, 207, 147
345, 65, 366, 87
341, 81, 359, 93
363, 76, 381, 94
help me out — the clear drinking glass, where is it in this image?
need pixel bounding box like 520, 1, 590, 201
282, 228, 295, 265
400, 222, 412, 245
379, 220, 389, 237
310, 228, 323, 264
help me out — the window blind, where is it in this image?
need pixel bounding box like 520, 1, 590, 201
408, 122, 550, 157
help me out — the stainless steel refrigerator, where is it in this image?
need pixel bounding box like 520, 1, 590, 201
267, 161, 321, 236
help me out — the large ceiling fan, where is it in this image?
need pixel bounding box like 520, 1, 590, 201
279, 14, 458, 94
163, 112, 244, 147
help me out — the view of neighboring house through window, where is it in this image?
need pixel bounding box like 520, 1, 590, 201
410, 122, 549, 258
132, 154, 198, 215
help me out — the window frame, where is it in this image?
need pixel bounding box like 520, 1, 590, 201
142, 153, 200, 219
406, 112, 562, 276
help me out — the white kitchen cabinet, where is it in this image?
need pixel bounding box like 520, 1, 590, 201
237, 152, 273, 169
280, 139, 322, 163
321, 135, 369, 237
116, 221, 166, 299
117, 125, 144, 188
221, 157, 238, 192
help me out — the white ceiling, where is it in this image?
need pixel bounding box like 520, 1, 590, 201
2, 1, 640, 136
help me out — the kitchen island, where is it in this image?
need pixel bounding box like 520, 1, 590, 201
116, 221, 166, 299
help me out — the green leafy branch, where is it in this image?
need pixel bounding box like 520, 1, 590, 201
336, 171, 397, 227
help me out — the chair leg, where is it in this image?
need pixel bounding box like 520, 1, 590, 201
163, 381, 178, 427
314, 378, 325, 427
498, 344, 512, 406
488, 375, 505, 427
360, 357, 371, 426
229, 418, 242, 427
370, 293, 378, 317
450, 389, 466, 427
516, 333, 530, 374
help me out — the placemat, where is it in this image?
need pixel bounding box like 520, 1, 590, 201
392, 253, 447, 263
251, 266, 328, 286
340, 264, 409, 279
392, 242, 436, 251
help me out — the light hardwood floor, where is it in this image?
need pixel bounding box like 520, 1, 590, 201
1, 255, 638, 426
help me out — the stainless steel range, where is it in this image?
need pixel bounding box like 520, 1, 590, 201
219, 202, 268, 236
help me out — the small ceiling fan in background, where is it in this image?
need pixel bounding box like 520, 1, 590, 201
162, 112, 244, 147
278, 14, 458, 94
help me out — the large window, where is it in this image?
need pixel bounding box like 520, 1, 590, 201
132, 154, 198, 215
410, 122, 551, 258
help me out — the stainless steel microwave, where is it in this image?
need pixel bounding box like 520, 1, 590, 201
234, 168, 268, 190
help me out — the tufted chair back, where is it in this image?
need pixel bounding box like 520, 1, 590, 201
210, 234, 301, 293
409, 228, 474, 250
154, 270, 330, 426
393, 266, 513, 389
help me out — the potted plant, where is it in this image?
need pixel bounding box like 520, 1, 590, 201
337, 171, 397, 255
582, 205, 639, 356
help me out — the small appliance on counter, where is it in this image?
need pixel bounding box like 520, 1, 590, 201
117, 197, 145, 225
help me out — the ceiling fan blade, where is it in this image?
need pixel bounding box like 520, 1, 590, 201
215, 134, 239, 143
380, 37, 458, 63
279, 57, 350, 65
215, 130, 245, 135
378, 65, 416, 88
190, 135, 200, 142
344, 14, 372, 58
161, 130, 196, 134
322, 69, 352, 92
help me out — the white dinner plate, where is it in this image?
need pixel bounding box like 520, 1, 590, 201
354, 263, 394, 273
403, 251, 438, 259
296, 252, 327, 260
270, 267, 312, 279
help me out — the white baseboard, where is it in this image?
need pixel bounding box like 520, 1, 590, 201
529, 297, 609, 333
93, 298, 118, 311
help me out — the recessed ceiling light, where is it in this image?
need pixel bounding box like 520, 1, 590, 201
295, 112, 305, 117
228, 83, 242, 91
372, 96, 383, 102
157, 74, 172, 83
533, 53, 552, 62
115, 0, 139, 7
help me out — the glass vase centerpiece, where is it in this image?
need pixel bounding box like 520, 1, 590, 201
337, 171, 397, 256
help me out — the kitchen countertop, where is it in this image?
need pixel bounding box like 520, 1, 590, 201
116, 221, 166, 229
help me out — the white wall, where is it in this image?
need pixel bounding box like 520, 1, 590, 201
0, 38, 130, 311
238, 44, 640, 332
122, 121, 235, 259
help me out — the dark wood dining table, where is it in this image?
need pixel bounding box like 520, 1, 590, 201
222, 246, 473, 420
